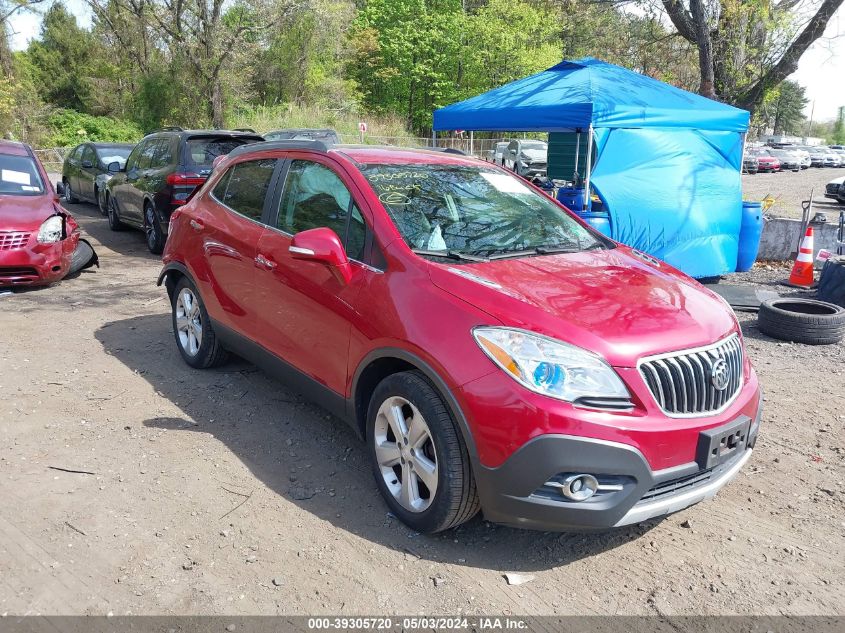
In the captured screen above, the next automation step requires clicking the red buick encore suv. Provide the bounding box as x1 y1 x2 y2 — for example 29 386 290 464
158 140 761 533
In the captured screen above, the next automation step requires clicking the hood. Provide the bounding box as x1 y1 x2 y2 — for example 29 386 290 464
0 193 58 231
518 149 547 162
828 176 845 186
427 248 737 367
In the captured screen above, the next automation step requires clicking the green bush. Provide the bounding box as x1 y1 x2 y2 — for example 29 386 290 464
42 109 142 147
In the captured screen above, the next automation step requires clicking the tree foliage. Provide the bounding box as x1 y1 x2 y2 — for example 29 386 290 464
0 0 840 143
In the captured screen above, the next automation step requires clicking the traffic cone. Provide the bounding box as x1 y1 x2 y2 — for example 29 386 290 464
788 227 815 287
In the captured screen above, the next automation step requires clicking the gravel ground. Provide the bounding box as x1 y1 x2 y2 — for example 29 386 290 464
742 167 845 219
0 200 843 617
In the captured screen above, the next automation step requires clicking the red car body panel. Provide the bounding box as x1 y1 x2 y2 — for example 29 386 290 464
0 141 80 287
161 144 761 530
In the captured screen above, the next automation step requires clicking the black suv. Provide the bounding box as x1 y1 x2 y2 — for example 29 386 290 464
105 128 263 253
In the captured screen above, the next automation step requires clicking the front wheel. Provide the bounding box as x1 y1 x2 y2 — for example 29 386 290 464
171 277 229 368
367 371 480 533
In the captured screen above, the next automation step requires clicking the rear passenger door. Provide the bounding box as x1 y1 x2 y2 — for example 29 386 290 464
252 157 374 396
190 157 279 335
123 138 158 223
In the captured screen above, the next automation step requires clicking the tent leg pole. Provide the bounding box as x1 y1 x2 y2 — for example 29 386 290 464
470 131 474 156
432 129 436 148
574 130 581 183
584 125 593 212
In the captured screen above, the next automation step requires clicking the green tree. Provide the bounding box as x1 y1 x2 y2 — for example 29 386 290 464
27 2 96 111
756 80 808 135
659 0 843 113
832 107 845 145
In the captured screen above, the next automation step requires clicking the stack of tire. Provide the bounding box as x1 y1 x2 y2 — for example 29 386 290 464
758 297 845 345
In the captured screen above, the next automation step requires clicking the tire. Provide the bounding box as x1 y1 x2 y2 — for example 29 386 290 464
64 180 78 204
171 276 229 369
758 298 845 345
366 371 480 533
145 203 165 255
67 239 98 276
96 186 106 215
107 195 125 231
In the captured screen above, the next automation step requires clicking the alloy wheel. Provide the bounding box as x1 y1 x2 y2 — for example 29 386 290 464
175 287 203 356
146 207 158 249
373 396 438 513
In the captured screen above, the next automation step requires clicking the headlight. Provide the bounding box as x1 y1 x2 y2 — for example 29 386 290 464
473 327 630 403
37 216 64 243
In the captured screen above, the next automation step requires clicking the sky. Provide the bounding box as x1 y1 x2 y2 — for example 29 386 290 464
6 1 845 122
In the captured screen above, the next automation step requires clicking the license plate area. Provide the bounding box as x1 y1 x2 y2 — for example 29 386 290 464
696 417 751 470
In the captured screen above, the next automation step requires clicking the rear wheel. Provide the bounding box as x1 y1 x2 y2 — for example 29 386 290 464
171 276 229 368
366 371 480 533
145 203 165 255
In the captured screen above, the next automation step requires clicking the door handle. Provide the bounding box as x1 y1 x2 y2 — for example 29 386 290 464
190 219 204 231
255 254 277 270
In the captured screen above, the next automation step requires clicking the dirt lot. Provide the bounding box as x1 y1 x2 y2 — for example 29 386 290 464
742 166 845 219
0 200 843 617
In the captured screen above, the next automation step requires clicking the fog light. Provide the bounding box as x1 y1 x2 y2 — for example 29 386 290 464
561 474 598 501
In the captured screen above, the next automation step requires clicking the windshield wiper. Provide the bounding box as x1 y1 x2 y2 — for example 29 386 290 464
535 242 605 254
411 248 489 263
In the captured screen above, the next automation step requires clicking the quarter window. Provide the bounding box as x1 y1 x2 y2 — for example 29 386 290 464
213 159 277 221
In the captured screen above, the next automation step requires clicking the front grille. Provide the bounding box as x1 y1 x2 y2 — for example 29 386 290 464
639 334 743 416
638 469 713 504
0 232 31 250
0 266 39 279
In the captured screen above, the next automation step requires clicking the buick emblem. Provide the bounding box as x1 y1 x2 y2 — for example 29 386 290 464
710 358 731 391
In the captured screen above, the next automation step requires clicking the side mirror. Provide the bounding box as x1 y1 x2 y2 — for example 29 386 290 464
81 160 94 169
55 181 65 196
107 161 122 173
289 227 352 284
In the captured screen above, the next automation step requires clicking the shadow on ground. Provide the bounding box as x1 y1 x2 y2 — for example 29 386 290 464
61 199 157 260
95 313 659 572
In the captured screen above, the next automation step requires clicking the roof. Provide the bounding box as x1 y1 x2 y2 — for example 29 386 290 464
227 141 480 166
0 140 31 156
434 57 750 133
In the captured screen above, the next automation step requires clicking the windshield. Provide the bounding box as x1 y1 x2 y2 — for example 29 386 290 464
265 130 340 143
360 163 603 257
96 146 132 167
0 154 45 196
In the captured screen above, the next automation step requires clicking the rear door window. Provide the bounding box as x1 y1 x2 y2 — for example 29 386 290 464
81 145 97 168
212 158 277 222
136 139 160 170
185 137 253 169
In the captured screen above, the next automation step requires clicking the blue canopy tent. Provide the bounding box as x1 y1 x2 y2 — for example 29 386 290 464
433 57 751 278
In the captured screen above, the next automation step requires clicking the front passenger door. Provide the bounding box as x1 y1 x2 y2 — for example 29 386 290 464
253 158 372 395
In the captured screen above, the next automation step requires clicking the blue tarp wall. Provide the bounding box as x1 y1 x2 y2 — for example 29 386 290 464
433 58 751 278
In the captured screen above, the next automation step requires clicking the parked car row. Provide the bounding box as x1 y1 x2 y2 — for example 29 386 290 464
744 143 845 174
61 127 343 253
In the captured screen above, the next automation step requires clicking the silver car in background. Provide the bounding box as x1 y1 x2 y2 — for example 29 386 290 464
504 139 548 178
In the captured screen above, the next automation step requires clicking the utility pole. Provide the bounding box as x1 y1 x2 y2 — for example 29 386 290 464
805 100 815 139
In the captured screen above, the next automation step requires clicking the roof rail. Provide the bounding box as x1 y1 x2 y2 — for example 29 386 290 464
233 127 257 133
419 146 467 156
227 139 331 159
147 126 184 134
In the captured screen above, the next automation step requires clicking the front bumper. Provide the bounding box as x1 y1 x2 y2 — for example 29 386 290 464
470 391 762 532
0 238 75 287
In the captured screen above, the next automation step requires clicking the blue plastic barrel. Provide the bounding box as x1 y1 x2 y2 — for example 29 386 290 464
736 201 764 272
557 187 585 210
578 212 612 237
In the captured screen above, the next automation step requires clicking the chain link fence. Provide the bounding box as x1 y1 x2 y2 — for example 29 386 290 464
33 148 71 174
